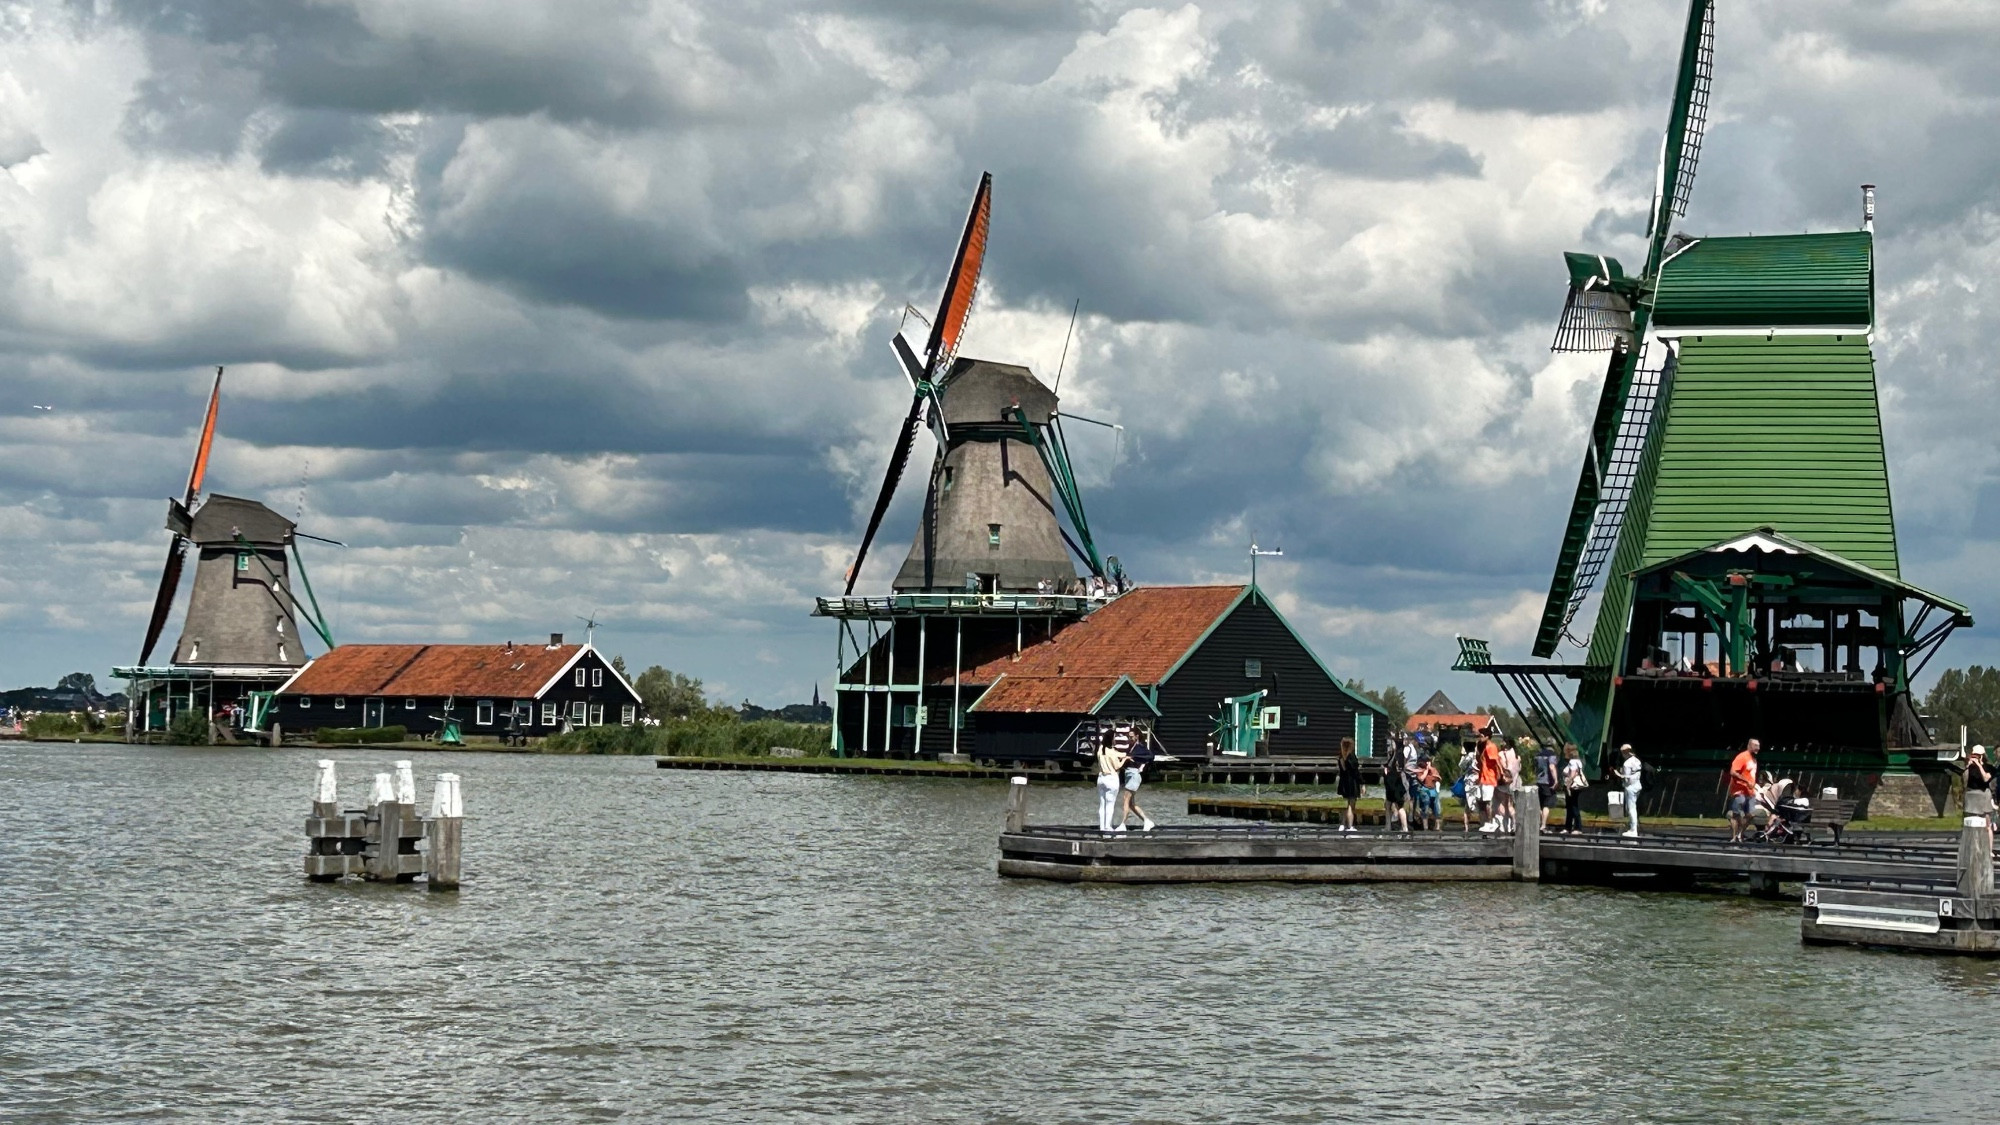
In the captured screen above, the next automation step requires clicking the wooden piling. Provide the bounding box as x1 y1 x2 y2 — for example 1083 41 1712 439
426 772 463 891
1958 816 1991 901
1513 785 1540 882
1005 776 1029 833
268 721 282 748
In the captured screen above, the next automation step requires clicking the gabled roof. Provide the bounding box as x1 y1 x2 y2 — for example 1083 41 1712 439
969 673 1160 715
278 642 641 703
1636 527 1971 622
1413 689 1461 716
952 585 1250 685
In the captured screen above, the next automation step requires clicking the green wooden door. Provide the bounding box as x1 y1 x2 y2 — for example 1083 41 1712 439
1355 711 1374 758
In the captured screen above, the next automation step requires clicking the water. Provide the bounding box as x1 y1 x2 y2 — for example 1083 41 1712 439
2 741 1995 1122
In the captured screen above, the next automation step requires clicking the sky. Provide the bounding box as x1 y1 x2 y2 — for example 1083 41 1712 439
1 0 1997 709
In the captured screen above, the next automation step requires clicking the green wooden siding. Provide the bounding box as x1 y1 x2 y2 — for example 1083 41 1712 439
1654 232 1873 329
1640 334 1898 576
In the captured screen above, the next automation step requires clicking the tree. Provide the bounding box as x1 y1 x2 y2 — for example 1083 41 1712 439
1926 666 2000 747
1343 679 1411 731
611 654 628 678
634 666 709 720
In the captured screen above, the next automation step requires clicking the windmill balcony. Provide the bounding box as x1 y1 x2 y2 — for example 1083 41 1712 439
813 591 1115 620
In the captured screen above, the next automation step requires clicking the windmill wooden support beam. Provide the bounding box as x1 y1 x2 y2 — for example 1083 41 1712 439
303 760 463 887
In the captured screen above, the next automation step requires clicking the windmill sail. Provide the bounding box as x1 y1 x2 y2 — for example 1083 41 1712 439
138 368 223 664
845 173 993 595
1531 0 1713 658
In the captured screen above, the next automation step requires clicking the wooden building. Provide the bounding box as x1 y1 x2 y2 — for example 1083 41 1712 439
274 634 642 738
916 584 1386 762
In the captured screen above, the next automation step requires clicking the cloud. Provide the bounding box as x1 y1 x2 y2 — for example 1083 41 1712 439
2 0 1997 706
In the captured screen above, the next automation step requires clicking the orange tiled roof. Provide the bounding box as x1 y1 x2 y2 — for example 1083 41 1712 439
281 643 588 699
970 674 1131 714
1406 712 1495 732
951 585 1247 686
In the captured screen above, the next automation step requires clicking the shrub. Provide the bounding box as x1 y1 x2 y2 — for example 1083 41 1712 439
315 725 409 745
166 709 212 745
539 717 830 757
24 712 91 739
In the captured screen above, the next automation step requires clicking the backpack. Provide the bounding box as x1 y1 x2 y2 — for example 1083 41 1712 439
1535 753 1557 788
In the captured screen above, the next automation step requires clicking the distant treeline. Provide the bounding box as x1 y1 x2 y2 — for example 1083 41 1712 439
543 715 828 757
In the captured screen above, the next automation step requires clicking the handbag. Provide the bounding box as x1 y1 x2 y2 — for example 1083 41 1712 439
1451 775 1467 800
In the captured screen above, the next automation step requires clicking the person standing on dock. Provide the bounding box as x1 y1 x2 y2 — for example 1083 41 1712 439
1725 739 1759 842
1383 744 1410 833
1618 744 1644 837
1533 741 1559 833
1336 737 1362 833
1118 726 1156 832
1475 736 1502 832
1413 753 1442 831
1966 746 1992 851
1561 744 1587 835
1096 737 1129 834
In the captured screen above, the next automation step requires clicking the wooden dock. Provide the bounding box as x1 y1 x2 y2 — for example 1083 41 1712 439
1800 817 2000 955
999 824 1518 883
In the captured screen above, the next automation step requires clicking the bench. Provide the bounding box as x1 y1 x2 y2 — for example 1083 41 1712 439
1814 797 1859 844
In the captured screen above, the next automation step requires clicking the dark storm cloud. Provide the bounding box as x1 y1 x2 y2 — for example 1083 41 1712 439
259 109 398 180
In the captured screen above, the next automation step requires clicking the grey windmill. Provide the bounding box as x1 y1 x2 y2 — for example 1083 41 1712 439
137 369 336 670
844 173 1111 596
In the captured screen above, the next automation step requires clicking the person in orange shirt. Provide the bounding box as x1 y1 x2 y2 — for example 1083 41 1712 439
1725 738 1761 842
1476 735 1503 832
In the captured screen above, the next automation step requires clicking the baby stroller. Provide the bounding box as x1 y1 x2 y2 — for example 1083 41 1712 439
1755 778 1813 845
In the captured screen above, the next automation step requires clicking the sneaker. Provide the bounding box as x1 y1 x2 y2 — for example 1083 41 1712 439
1621 829 1639 838
1113 824 1128 834
1142 818 1156 832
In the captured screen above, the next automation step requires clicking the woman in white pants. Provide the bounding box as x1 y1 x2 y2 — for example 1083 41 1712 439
1097 739 1130 833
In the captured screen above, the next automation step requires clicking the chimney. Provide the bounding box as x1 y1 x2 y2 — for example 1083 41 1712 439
549 632 563 648
1861 184 1876 233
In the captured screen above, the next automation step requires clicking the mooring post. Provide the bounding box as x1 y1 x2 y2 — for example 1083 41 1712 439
394 760 417 805
269 720 283 748
1005 775 1029 833
1958 815 1992 901
365 772 400 882
1513 784 1540 882
312 759 338 819
426 772 463 891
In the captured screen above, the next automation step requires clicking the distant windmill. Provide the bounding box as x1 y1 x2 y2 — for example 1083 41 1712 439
137 368 335 668
844 172 1110 595
576 612 600 646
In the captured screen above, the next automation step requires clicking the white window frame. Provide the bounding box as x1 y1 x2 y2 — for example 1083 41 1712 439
299 697 312 709
588 703 604 727
575 668 586 687
541 702 557 726
621 705 636 726
334 697 347 711
475 700 495 726
570 701 587 725
404 698 417 711
591 668 602 687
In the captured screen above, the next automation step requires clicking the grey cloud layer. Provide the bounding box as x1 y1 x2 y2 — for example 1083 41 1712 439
2 0 1996 704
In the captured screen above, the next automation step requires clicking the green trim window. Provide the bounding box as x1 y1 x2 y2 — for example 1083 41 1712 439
236 553 250 572
1295 712 1308 727
1244 658 1262 678
988 523 1002 549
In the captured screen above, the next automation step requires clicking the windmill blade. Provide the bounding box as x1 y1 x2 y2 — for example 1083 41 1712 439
920 172 992 375
844 394 927 595
138 539 188 665
1648 0 1715 242
185 366 223 505
892 333 950 448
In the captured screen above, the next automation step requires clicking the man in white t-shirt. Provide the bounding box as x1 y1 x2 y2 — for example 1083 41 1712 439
1617 744 1643 837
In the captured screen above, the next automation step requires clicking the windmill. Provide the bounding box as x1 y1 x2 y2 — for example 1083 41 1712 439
121 370 339 737
1458 0 1970 814
818 173 1122 761
844 173 1108 596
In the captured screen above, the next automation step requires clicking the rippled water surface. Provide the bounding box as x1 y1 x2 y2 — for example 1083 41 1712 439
3 741 1998 1122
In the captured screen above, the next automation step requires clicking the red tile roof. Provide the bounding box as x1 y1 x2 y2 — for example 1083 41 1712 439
952 585 1247 686
1406 712 1495 733
970 674 1129 714
280 643 596 699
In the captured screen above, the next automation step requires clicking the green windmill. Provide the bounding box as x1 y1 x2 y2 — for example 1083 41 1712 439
1457 0 1972 815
